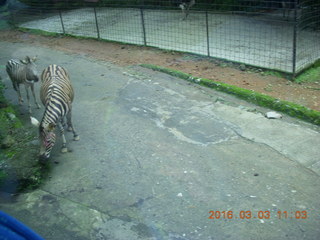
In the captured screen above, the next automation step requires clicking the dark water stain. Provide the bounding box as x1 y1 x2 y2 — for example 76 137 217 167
131 223 154 238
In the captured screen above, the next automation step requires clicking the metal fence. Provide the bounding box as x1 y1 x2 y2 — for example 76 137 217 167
6 0 320 76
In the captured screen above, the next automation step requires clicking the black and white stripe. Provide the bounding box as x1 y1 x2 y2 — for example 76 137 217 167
6 56 40 113
36 64 79 160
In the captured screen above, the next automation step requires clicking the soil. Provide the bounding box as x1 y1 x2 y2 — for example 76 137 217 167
1 30 319 112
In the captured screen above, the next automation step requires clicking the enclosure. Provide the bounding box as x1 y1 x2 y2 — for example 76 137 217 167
2 1 320 239
7 0 320 77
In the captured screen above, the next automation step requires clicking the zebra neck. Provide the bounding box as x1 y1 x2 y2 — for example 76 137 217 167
41 107 60 127
42 98 67 126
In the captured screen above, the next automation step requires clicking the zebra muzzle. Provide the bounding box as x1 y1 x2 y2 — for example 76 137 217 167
39 153 50 162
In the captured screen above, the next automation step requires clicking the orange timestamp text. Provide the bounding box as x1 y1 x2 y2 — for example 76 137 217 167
208 210 308 220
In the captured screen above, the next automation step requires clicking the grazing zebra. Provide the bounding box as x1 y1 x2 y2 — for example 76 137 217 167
6 56 41 113
31 64 79 161
177 0 195 20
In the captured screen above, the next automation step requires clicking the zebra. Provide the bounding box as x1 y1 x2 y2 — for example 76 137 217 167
6 56 41 113
180 0 195 20
173 0 195 20
31 64 79 161
281 0 299 20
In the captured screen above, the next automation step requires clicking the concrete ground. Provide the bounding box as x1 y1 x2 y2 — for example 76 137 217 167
0 41 320 240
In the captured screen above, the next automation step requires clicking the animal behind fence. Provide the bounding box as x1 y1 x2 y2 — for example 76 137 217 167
281 0 299 19
31 64 79 161
6 56 41 114
173 0 195 20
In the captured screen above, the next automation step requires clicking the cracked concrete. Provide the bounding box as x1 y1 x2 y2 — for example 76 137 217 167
0 42 320 240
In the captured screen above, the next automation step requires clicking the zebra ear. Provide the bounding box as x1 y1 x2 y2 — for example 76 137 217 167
30 116 40 127
20 59 28 64
25 56 32 63
31 56 38 62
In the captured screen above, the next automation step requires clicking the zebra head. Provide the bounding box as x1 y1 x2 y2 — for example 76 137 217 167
39 122 56 160
20 56 39 83
31 117 56 160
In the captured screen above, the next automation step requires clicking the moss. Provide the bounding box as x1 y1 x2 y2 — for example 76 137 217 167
0 76 49 193
0 168 8 186
18 27 63 37
261 70 284 78
141 64 320 126
18 27 147 48
16 163 51 192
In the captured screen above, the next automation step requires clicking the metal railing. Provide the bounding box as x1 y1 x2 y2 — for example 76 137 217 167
5 0 320 76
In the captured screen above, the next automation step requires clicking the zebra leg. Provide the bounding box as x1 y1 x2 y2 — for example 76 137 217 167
66 110 80 141
58 121 68 153
61 117 67 129
24 84 32 113
182 8 187 20
16 84 24 105
185 8 189 19
30 83 41 109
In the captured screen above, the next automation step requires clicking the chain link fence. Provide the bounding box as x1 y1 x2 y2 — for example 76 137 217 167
4 0 320 76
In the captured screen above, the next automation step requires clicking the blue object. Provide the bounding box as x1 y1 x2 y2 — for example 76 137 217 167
0 211 44 240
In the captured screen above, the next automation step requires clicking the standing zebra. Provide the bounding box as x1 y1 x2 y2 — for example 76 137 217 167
31 64 79 161
281 0 299 20
6 56 41 113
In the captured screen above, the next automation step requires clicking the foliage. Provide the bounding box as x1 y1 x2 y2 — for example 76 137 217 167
300 0 320 30
16 0 263 11
0 76 49 193
15 0 320 22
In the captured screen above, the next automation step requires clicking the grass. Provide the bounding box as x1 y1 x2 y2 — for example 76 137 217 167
141 64 320 126
261 70 285 78
0 77 50 193
295 60 320 83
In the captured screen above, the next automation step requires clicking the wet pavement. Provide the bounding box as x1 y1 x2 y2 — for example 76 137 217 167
0 42 320 240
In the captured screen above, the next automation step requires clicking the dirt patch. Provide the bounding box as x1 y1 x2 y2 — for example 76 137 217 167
1 30 319 112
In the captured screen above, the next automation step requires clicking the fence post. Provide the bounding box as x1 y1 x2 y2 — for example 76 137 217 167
206 11 210 57
93 7 100 39
59 10 65 34
140 8 147 46
292 0 298 79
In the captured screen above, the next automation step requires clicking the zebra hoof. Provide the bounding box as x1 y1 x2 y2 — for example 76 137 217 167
74 135 80 141
61 147 68 153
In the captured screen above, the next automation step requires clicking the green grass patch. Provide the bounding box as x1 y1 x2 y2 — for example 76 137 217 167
0 77 50 193
18 27 146 47
0 106 23 130
18 27 63 37
0 160 8 187
261 70 284 78
141 64 320 126
295 62 320 83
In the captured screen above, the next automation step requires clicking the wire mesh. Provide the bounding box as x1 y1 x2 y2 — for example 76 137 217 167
96 7 145 45
144 9 207 55
296 0 320 74
6 0 320 76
